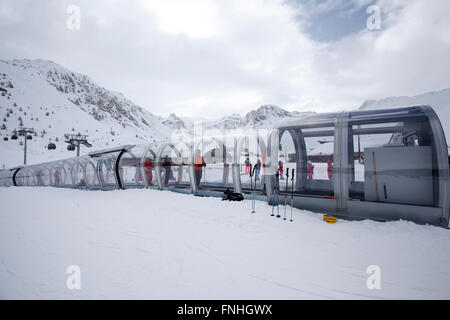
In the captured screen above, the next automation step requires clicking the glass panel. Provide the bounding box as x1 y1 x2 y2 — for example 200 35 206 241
159 144 191 188
279 131 296 191
119 146 147 188
84 160 99 188
197 138 233 190
98 155 117 188
142 147 157 187
348 115 437 207
239 134 266 192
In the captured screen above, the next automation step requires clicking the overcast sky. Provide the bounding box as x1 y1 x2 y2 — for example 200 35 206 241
0 0 449 118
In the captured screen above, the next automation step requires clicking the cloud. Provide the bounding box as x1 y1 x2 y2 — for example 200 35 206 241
0 0 449 118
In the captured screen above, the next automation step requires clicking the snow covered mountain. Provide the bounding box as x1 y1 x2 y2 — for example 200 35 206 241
1 58 448 168
161 113 186 130
0 59 312 167
200 105 314 132
0 59 171 166
359 87 450 141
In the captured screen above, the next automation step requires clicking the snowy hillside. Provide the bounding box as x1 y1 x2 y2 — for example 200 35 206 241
360 87 450 142
0 59 171 167
0 58 316 168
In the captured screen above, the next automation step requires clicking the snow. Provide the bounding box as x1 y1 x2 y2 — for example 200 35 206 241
1 187 449 299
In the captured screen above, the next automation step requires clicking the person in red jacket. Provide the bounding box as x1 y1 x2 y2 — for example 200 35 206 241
194 150 206 188
307 161 314 180
279 160 284 180
327 161 333 180
144 158 153 185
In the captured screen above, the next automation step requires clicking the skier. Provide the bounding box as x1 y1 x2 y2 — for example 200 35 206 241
245 156 250 174
144 158 153 185
327 161 333 180
194 150 206 189
255 158 261 181
307 160 314 180
279 160 284 180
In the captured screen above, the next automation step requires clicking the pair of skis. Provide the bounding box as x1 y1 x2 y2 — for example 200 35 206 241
272 167 295 222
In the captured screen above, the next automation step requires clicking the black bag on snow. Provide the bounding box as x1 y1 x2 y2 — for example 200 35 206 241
222 188 244 202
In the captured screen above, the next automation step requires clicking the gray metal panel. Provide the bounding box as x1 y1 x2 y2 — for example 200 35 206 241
333 112 348 211
346 200 442 226
421 106 449 226
364 146 433 206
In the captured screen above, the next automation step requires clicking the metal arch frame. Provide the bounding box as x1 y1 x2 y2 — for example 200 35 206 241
116 147 150 189
97 155 119 189
44 164 54 186
233 132 268 194
62 161 75 187
12 167 22 186
72 159 86 188
65 158 87 189
22 166 35 186
115 150 127 189
114 146 137 190
422 105 450 227
65 159 78 186
279 128 304 192
97 157 110 188
333 112 350 212
264 128 280 200
140 144 158 188
192 136 232 191
49 164 58 187
81 158 99 189
268 115 341 207
155 141 194 191
32 166 44 186
55 164 67 187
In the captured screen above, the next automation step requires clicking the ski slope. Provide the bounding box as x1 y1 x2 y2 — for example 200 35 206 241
1 187 449 299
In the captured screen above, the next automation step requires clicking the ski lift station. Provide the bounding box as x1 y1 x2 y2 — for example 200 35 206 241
0 105 449 228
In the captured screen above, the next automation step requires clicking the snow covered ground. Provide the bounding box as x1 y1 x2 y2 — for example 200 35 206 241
1 187 450 300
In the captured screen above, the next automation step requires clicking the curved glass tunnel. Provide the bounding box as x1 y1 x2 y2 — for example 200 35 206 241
0 105 448 227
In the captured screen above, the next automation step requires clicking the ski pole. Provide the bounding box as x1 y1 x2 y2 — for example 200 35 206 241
251 165 257 213
284 168 289 220
276 170 281 218
249 164 253 213
271 170 279 217
290 169 295 222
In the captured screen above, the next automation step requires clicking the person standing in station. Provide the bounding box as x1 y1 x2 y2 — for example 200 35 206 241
162 155 173 186
255 158 262 181
279 160 284 180
245 156 251 174
307 160 314 180
194 150 206 189
327 161 333 180
144 158 153 185
54 168 60 186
